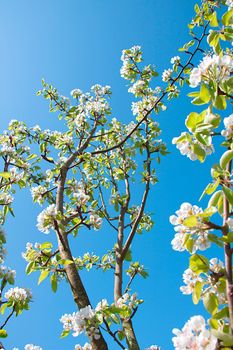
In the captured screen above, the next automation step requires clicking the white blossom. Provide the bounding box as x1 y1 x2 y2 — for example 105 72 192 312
95 299 109 312
5 287 32 303
0 265 16 281
209 258 224 273
172 132 214 161
60 305 97 339
226 0 233 8
221 114 233 139
128 80 147 96
24 345 43 350
36 204 58 234
170 203 211 253
162 68 173 82
0 193 13 205
189 54 233 87
172 315 217 349
75 344 92 350
31 186 48 205
73 190 90 206
180 269 203 295
171 56 180 65
90 214 102 230
71 89 83 98
120 46 142 80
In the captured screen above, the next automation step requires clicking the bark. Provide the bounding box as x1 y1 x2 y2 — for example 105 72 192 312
55 146 108 349
57 231 108 350
114 185 140 350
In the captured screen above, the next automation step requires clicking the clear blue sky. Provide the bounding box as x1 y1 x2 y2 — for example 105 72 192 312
0 1 222 349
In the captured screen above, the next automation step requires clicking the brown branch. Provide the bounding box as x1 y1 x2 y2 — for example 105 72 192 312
0 308 14 330
90 21 209 157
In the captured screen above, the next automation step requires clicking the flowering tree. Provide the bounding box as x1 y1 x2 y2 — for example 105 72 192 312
0 1 232 350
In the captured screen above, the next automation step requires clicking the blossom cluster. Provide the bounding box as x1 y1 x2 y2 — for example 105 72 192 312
180 258 226 304
0 265 16 284
70 84 111 127
5 286 32 304
73 189 90 207
0 193 13 205
189 54 233 88
172 132 214 161
31 186 48 205
172 315 217 349
170 203 213 253
60 305 100 340
89 214 102 230
74 344 92 350
116 292 143 310
13 345 43 350
120 45 142 80
36 204 58 234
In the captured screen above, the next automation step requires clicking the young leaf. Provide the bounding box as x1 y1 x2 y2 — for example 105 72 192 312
190 254 209 274
203 292 218 315
220 150 233 170
50 274 58 293
192 281 202 304
222 186 233 206
38 270 49 285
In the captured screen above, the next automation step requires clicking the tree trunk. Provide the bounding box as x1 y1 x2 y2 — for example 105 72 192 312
58 233 108 350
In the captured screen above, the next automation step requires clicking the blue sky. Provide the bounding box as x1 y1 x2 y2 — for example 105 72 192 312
0 1 224 349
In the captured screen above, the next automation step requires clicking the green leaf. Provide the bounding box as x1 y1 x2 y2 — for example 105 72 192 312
208 190 222 207
26 261 35 275
213 95 227 110
209 12 218 27
58 259 73 266
185 236 194 253
199 84 211 103
191 97 208 106
117 330 126 341
40 242 53 250
0 303 8 315
185 112 204 132
50 274 57 293
220 150 233 170
203 292 219 315
193 144 205 162
0 172 11 179
213 306 229 320
207 31 219 47
199 206 217 218
26 154 37 161
222 9 233 26
190 254 209 274
60 330 70 338
38 270 49 285
209 318 219 330
183 215 198 227
222 186 233 206
0 330 7 338
199 180 220 201
192 281 202 304
227 231 233 243
125 249 132 262
211 330 233 346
